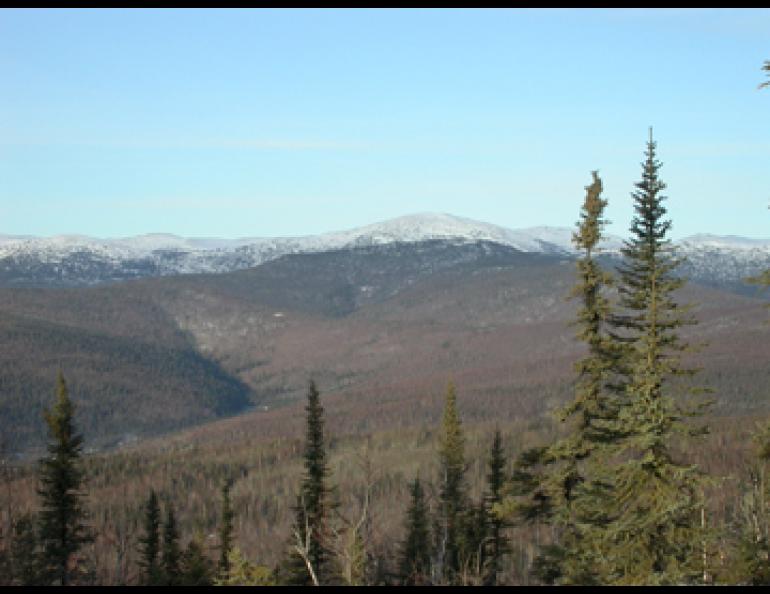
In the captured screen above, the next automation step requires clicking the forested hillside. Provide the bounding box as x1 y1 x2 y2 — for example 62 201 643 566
1 239 768 452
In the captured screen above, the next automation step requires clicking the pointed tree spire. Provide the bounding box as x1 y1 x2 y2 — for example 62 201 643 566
218 479 235 581
604 130 710 585
277 379 332 585
436 380 466 583
483 429 510 585
37 371 91 586
138 490 162 585
398 477 431 585
498 171 620 585
161 504 182 586
300 379 329 580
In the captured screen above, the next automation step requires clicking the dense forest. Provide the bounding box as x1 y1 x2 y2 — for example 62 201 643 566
1 117 770 583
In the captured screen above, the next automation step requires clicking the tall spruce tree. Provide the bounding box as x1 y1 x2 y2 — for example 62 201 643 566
278 379 331 585
36 371 91 586
497 172 619 585
398 477 431 585
302 379 329 575
435 380 466 584
161 504 182 586
605 130 710 585
549 170 623 585
138 490 162 586
562 171 622 448
218 479 234 581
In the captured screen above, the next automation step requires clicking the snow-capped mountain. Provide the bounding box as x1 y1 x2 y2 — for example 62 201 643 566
0 213 767 292
674 234 770 291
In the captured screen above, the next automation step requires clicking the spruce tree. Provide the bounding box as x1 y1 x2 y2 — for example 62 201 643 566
549 170 623 585
483 430 510 585
36 371 91 586
459 500 488 584
301 379 329 576
138 490 162 586
436 380 466 584
161 505 182 586
218 479 234 581
216 548 276 586
9 513 42 586
497 172 618 585
277 379 331 585
398 478 431 585
562 171 622 447
605 130 710 585
180 536 214 586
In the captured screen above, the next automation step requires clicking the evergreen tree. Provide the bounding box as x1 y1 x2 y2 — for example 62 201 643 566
459 500 488 584
563 171 623 447
218 479 234 581
605 130 710 585
497 172 619 585
499 438 565 584
502 445 555 523
9 513 42 586
215 548 276 586
180 535 214 586
483 430 510 585
137 490 162 586
398 477 431 585
436 380 466 584
161 505 182 586
36 371 91 586
301 379 329 577
277 380 331 585
275 496 315 585
549 170 623 585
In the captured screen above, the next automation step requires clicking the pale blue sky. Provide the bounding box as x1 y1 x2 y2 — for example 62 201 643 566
1 8 769 239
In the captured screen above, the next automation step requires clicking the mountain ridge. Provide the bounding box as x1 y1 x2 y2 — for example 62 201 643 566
4 212 768 251
0 212 768 290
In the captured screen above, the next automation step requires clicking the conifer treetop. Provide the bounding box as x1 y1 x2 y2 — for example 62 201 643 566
439 380 465 473
37 370 91 586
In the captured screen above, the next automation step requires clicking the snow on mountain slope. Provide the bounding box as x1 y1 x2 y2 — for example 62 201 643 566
0 213 767 290
0 213 592 259
674 234 770 290
678 234 770 252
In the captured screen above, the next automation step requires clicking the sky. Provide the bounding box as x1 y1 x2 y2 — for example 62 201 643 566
1 8 769 240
